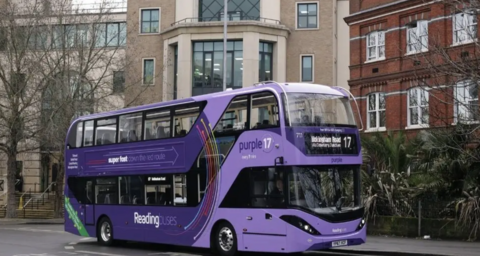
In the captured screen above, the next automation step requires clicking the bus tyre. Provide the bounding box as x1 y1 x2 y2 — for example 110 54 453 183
214 222 238 256
97 217 114 246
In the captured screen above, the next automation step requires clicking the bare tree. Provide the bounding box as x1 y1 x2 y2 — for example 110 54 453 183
0 0 167 218
404 0 480 155
406 0 480 239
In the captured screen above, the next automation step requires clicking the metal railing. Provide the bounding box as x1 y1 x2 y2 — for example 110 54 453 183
23 182 56 218
1 180 21 209
70 0 127 14
171 16 282 27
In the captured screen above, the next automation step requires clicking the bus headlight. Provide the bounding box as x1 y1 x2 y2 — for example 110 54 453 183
355 218 366 231
280 215 320 235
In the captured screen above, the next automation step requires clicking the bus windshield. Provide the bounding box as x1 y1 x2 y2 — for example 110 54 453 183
283 93 356 127
287 165 360 214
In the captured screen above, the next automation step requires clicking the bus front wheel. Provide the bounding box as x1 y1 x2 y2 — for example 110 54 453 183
97 217 114 246
213 221 238 256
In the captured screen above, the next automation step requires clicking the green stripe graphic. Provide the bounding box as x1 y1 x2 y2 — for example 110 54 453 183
65 197 90 237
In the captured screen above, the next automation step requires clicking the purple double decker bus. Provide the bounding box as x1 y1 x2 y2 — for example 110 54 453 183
64 81 366 255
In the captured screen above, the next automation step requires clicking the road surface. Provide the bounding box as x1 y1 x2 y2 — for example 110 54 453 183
0 224 365 256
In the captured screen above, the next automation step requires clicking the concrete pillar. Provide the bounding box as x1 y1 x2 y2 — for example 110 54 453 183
242 32 259 88
162 42 176 102
175 0 197 23
260 0 280 23
273 36 287 82
176 34 193 98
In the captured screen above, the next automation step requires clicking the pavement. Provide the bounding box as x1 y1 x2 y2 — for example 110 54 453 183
0 220 479 256
0 218 64 225
333 236 480 256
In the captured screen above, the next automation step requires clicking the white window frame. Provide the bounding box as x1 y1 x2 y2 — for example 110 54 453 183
300 54 314 82
295 1 320 30
454 80 479 123
453 12 478 45
367 92 386 129
407 87 429 128
366 31 385 62
142 58 155 85
139 8 161 34
406 20 429 54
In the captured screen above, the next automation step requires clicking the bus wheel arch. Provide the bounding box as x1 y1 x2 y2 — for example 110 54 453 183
210 220 238 256
96 215 114 246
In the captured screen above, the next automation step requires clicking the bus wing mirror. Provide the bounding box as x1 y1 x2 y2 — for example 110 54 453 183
333 87 364 131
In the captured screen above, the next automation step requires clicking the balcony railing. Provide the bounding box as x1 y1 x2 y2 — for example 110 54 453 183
171 16 282 27
70 0 127 14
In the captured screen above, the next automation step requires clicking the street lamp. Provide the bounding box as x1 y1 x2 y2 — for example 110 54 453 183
222 0 227 91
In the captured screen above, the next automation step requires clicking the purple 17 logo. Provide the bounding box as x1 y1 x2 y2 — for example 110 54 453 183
262 134 274 153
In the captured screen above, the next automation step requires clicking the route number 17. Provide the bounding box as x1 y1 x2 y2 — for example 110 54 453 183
343 136 352 148
263 137 272 149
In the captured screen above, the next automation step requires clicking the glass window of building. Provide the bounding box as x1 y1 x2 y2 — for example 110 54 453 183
297 3 318 29
192 41 243 96
301 55 313 82
141 9 160 33
143 59 155 85
199 0 260 21
259 42 273 81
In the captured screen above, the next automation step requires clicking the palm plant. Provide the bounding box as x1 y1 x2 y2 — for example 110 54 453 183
413 127 480 239
360 131 415 220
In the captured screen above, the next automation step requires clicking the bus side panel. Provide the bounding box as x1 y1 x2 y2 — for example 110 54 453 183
92 205 215 246
64 194 94 238
191 129 286 249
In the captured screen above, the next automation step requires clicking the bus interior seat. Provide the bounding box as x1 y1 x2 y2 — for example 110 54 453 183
128 130 137 141
101 133 112 145
157 126 167 139
132 195 138 204
302 115 310 123
104 194 111 204
120 131 128 142
145 128 152 140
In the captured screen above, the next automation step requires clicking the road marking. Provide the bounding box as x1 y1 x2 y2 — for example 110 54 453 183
0 227 65 234
75 251 126 256
79 237 93 241
59 252 78 255
64 246 75 250
147 253 202 256
13 254 59 256
69 242 77 245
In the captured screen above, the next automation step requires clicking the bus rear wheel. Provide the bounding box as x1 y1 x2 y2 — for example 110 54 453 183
97 217 114 246
213 222 238 256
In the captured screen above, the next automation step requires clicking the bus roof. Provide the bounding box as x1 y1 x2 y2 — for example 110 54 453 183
72 82 345 122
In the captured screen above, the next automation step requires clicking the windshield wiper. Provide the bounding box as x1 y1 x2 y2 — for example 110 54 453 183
335 196 345 212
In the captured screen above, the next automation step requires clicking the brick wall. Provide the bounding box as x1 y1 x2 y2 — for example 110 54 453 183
346 0 480 135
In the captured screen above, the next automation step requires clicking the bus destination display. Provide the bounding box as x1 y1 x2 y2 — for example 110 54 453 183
304 133 358 155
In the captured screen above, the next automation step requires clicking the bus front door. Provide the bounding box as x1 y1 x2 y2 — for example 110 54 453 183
82 179 95 226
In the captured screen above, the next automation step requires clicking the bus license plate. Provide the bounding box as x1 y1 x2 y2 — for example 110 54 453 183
332 240 348 247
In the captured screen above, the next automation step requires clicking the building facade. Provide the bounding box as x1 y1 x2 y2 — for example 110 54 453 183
345 0 480 134
124 0 351 105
